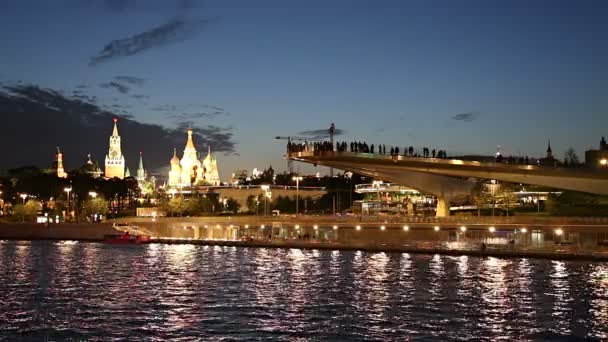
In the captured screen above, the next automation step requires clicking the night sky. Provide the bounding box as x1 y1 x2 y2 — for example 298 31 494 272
0 0 606 179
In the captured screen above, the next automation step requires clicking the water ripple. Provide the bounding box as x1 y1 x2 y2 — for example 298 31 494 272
0 241 606 340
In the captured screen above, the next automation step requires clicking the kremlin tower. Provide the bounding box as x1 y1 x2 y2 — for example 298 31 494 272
56 147 67 178
136 152 146 184
104 118 126 179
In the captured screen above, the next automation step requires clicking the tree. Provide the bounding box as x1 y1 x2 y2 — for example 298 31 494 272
225 198 241 214
471 181 492 216
81 197 109 221
564 147 580 167
13 199 41 222
161 196 188 216
246 194 263 214
494 183 520 215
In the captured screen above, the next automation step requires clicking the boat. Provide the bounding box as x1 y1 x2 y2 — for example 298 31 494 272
104 232 151 244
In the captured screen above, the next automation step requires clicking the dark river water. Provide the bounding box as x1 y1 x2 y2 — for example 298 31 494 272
1 241 608 341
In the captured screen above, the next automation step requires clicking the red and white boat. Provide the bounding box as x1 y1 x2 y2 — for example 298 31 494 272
104 232 151 244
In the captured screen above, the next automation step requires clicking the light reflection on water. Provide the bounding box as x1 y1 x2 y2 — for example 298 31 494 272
0 241 607 341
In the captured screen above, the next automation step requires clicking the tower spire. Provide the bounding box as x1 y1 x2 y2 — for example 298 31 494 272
546 139 553 158
112 117 119 137
138 151 144 170
185 128 195 149
56 146 67 178
136 151 145 182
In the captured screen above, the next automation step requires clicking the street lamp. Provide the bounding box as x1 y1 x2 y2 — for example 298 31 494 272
88 191 97 199
20 193 28 204
64 187 72 221
601 159 607 167
261 185 271 216
292 176 303 215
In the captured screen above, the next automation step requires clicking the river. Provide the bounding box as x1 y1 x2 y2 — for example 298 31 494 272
1 240 607 341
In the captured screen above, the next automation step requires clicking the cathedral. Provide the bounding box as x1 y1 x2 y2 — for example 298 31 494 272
168 128 221 187
105 118 126 179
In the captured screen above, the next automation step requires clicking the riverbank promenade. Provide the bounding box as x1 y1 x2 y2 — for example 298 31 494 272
3 215 608 260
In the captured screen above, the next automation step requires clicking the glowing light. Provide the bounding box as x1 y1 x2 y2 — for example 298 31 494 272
88 191 97 198
520 227 527 233
333 225 338 230
295 224 300 229
204 225 208 228
403 225 409 231
229 225 233 228
356 225 361 231
313 225 319 230
380 225 386 231
245 225 249 228
601 158 608 166
260 225 265 229
216 224 220 228
460 226 467 232
434 226 440 231
555 228 564 236
489 226 495 233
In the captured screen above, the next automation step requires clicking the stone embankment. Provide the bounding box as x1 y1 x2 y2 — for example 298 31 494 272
2 221 608 261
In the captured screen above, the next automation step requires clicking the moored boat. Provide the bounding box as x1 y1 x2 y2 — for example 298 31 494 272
104 232 151 244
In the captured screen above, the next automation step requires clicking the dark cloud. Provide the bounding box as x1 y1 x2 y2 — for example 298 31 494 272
175 122 235 153
168 111 224 121
297 128 346 139
89 17 211 66
99 81 130 94
115 76 144 86
0 84 236 174
452 112 479 122
131 94 149 100
151 104 179 112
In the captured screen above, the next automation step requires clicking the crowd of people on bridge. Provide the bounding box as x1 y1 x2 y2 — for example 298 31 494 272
287 140 554 167
287 140 449 159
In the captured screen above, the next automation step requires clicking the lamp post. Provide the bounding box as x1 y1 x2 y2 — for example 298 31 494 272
20 193 28 204
489 180 497 217
292 176 303 215
601 158 607 167
64 187 72 221
89 191 97 199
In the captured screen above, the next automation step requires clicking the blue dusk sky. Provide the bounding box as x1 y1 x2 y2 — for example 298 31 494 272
0 0 606 179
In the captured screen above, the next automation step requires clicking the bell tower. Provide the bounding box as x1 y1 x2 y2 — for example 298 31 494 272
104 118 125 179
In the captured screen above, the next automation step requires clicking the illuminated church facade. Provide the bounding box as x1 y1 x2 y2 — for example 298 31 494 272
168 128 221 187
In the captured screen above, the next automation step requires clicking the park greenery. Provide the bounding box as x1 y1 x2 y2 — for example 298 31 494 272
0 165 140 221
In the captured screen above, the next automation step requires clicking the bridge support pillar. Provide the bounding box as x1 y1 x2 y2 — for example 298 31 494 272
436 197 450 217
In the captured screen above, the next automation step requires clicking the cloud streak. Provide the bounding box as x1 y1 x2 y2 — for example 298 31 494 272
452 112 479 122
89 17 211 66
99 81 130 94
298 128 346 139
115 76 144 86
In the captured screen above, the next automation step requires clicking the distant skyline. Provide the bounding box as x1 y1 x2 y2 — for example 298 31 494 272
1 0 607 179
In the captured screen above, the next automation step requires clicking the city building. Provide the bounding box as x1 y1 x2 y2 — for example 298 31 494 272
537 140 559 167
585 137 608 169
167 128 221 188
104 118 125 179
55 146 67 178
81 154 103 178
